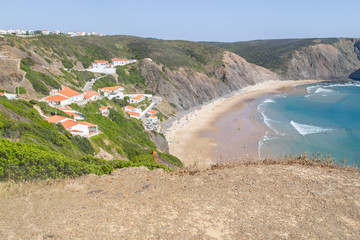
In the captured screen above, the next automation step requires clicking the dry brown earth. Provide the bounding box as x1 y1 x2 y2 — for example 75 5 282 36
0 163 359 239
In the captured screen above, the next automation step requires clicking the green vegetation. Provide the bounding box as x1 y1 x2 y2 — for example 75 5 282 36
20 58 60 95
0 98 175 181
61 59 74 69
205 38 339 72
15 87 26 94
92 75 117 91
116 65 145 87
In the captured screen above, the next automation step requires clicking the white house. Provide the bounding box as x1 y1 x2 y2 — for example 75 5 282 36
0 29 8 35
98 86 124 97
58 107 84 120
54 30 60 35
148 115 158 122
112 58 131 66
99 106 109 115
68 31 74 35
28 30 35 35
146 109 159 116
15 29 26 35
44 86 83 106
42 30 50 35
91 60 109 68
0 92 17 100
45 115 99 137
124 105 142 114
129 94 145 104
83 90 98 101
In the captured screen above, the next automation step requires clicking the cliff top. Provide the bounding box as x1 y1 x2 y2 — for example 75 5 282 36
1 162 359 239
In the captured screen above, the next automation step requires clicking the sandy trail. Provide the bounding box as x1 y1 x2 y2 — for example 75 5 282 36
166 80 322 169
0 164 359 239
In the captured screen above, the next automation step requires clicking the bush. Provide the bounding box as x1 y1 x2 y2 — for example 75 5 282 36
61 59 74 69
15 87 26 94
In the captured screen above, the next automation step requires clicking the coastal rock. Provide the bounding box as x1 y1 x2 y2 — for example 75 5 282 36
140 51 281 110
284 39 360 80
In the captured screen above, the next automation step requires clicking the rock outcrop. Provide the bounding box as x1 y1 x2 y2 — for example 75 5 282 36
283 39 360 80
140 51 281 110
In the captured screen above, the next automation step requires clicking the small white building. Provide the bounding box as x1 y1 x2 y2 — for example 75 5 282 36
28 30 35 35
129 94 145 104
68 31 74 35
42 30 50 35
44 86 83 106
15 29 26 35
98 86 124 97
148 115 158 122
45 115 99 137
91 60 109 68
99 106 109 115
83 90 98 101
0 29 8 35
54 30 60 35
124 105 142 114
0 92 17 100
112 58 131 66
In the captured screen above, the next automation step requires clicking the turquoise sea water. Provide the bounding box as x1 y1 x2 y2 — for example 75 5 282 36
258 81 360 167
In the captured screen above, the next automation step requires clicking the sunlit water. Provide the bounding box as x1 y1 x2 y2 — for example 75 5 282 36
257 81 360 167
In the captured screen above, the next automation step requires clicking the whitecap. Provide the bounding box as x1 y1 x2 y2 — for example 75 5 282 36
263 98 276 104
307 85 321 94
314 88 335 95
290 121 332 136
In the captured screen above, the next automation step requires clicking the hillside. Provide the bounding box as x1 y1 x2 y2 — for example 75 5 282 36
205 38 360 80
0 162 359 239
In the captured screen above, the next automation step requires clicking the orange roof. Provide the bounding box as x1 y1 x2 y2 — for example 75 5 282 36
94 60 108 63
99 106 108 110
100 86 123 91
78 121 97 127
44 94 68 102
124 110 140 116
148 109 158 114
69 130 83 133
83 91 98 99
61 119 79 129
124 105 135 109
149 115 157 118
112 58 129 61
66 112 81 118
0 92 4 96
57 107 73 111
84 90 98 95
57 87 82 98
131 94 144 100
45 115 68 123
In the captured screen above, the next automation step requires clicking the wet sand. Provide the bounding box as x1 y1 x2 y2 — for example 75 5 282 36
166 80 323 169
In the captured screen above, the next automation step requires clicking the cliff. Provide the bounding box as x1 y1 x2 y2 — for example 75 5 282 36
207 38 360 80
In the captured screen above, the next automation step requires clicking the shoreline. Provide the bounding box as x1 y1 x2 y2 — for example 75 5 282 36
166 80 323 169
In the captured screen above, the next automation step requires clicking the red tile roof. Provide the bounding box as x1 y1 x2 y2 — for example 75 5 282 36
61 119 79 129
44 94 68 102
57 87 82 98
124 110 140 116
148 109 159 115
112 58 129 61
131 94 145 100
45 115 68 123
78 121 97 127
94 60 108 63
99 106 108 110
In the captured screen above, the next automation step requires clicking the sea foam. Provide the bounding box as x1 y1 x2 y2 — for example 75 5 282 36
290 121 332 136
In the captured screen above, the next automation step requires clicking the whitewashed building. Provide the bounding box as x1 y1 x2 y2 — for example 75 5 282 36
91 60 109 68
42 30 50 35
129 94 145 104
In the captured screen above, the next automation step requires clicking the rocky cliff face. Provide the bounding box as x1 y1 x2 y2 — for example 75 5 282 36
140 51 280 110
283 39 360 80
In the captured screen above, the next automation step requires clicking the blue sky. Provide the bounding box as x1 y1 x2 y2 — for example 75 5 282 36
1 0 359 42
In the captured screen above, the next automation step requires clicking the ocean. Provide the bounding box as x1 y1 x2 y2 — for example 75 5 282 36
258 81 360 167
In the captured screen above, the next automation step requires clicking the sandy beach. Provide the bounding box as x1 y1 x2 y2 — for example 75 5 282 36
166 80 323 169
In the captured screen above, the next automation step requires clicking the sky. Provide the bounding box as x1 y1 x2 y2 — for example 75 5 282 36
1 0 359 42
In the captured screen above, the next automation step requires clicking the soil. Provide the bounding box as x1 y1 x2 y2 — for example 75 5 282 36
0 163 359 239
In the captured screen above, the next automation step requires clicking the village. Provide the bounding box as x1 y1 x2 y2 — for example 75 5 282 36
0 29 104 37
37 52 163 139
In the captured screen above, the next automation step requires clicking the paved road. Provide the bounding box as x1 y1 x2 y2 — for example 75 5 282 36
83 77 99 91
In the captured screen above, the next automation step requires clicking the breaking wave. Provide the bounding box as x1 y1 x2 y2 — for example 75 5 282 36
290 121 332 136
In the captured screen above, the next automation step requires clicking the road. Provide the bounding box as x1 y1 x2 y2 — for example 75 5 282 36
83 77 99 91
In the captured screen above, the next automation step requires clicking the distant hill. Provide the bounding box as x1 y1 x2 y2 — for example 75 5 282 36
204 38 360 80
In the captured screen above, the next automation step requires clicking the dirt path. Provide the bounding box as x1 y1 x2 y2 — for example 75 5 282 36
33 105 48 119
0 164 359 239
